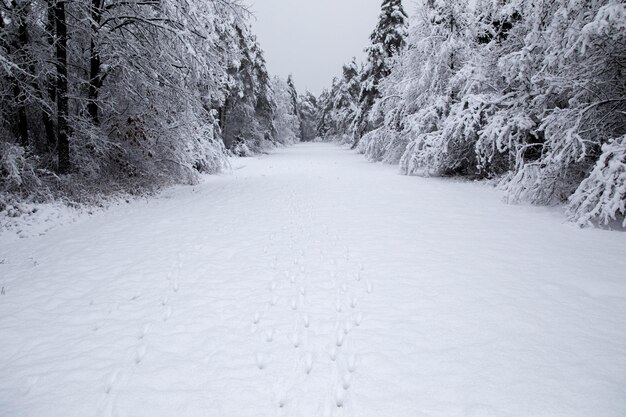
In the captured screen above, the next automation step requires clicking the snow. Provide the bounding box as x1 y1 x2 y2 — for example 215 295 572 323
1 143 625 417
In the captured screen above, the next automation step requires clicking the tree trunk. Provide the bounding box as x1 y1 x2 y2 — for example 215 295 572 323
45 0 57 150
55 0 70 174
87 0 103 124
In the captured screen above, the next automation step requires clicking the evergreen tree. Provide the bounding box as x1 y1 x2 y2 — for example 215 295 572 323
286 75 302 141
299 92 318 142
352 0 408 148
315 59 361 142
272 76 301 145
221 25 276 155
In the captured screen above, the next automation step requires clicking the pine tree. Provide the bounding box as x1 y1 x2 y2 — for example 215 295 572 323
286 75 302 141
352 0 408 148
299 92 318 142
221 24 277 155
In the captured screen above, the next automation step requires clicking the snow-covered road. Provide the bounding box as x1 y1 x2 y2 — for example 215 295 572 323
1 143 625 417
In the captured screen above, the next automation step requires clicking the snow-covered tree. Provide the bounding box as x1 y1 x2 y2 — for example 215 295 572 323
316 59 361 142
221 24 276 156
351 0 407 148
299 92 318 142
346 0 625 227
272 76 301 145
0 0 279 209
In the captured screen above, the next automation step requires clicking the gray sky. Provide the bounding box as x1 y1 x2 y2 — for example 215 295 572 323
250 0 388 95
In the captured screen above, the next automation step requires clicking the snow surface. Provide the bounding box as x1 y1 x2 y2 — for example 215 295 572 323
1 143 625 417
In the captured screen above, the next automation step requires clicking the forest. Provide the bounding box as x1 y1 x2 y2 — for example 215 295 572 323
1 0 625 227
0 0 312 212
318 0 625 228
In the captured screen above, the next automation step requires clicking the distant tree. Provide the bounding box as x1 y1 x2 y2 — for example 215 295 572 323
272 76 300 145
286 75 302 141
299 92 318 142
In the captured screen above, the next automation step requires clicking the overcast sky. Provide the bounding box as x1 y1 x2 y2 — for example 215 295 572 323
250 0 392 95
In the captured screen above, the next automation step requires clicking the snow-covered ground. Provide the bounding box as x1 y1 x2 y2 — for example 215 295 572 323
1 143 625 417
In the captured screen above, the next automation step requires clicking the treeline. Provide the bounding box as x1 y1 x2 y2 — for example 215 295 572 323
316 0 625 228
0 0 311 211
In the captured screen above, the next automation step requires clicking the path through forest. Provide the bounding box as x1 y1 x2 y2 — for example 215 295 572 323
1 143 625 417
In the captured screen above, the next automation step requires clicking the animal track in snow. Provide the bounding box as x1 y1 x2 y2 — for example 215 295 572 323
335 386 346 408
265 328 275 343
270 295 278 306
135 344 147 364
162 306 172 322
342 373 353 390
137 323 151 340
291 332 300 348
353 312 363 327
335 298 343 313
253 312 261 325
104 369 120 394
302 314 310 328
335 329 345 347
255 353 268 370
347 354 357 373
304 353 313 374
329 345 338 361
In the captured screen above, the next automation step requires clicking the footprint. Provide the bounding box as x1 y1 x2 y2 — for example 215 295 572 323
291 298 298 311
302 314 310 328
265 328 275 343
162 306 172 322
135 344 147 364
366 281 373 294
291 332 300 348
329 345 338 361
270 295 278 306
335 386 346 408
353 312 363 327
304 353 314 374
341 283 348 293
355 271 362 282
104 369 120 394
277 390 288 408
137 323 151 340
336 329 345 347
342 373 352 390
350 296 358 309
255 353 267 370
347 354 357 373
253 312 261 325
